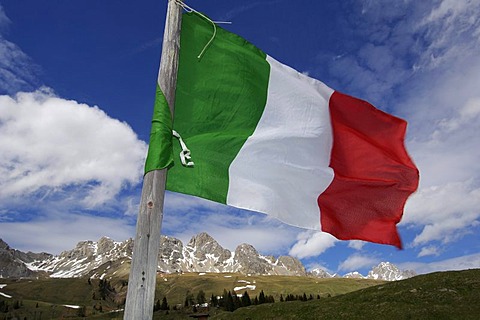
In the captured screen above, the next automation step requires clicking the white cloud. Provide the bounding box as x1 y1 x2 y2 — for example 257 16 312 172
0 37 38 94
305 262 332 274
123 196 141 217
211 224 298 255
404 181 480 225
417 245 441 258
338 253 379 273
404 181 480 246
0 89 147 208
403 78 480 188
397 7 480 245
0 212 135 254
348 240 366 251
0 6 38 94
288 230 337 259
0 6 10 30
163 197 300 255
398 253 480 274
420 0 480 54
164 191 227 214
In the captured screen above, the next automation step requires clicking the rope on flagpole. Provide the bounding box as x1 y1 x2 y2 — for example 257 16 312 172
174 0 231 59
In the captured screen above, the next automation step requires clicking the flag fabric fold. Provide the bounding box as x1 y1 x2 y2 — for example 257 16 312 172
145 85 174 172
145 12 419 248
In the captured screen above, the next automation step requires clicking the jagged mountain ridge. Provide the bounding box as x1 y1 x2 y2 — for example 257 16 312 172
17 233 307 278
340 262 417 281
0 234 415 281
154 232 307 276
0 239 52 278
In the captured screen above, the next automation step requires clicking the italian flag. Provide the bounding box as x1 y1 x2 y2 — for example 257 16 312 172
145 12 419 248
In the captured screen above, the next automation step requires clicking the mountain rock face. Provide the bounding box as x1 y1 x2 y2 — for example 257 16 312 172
0 239 52 278
27 237 134 278
11 233 305 278
344 271 365 279
322 262 416 281
309 268 335 278
367 262 416 281
0 236 414 281
158 233 305 276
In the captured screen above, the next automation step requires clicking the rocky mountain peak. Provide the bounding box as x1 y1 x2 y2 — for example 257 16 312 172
188 232 215 247
187 232 231 262
367 261 415 281
0 239 10 250
60 240 96 259
0 239 51 278
97 236 115 254
344 271 364 279
234 244 270 275
276 256 306 276
235 243 259 257
309 268 333 278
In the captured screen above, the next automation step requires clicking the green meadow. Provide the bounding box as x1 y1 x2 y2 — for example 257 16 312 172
1 269 478 319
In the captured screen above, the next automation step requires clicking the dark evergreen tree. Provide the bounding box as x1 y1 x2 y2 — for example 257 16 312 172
197 290 206 305
184 292 194 307
241 291 251 306
280 294 284 302
218 289 228 308
233 294 242 310
154 299 161 312
258 290 266 304
210 294 218 307
225 291 235 311
161 297 169 310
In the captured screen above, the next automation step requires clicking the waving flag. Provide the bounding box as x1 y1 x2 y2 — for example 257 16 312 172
145 12 419 248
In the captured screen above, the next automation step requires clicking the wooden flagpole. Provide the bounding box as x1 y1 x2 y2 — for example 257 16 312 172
123 1 182 319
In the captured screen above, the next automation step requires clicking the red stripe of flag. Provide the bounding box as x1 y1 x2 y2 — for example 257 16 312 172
318 91 419 249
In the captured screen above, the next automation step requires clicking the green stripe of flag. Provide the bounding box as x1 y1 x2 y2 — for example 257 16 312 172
165 12 271 204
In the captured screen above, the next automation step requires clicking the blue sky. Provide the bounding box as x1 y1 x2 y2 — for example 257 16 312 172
1 0 479 276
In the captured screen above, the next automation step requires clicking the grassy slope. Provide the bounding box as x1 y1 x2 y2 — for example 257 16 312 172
154 272 383 305
1 269 478 319
210 269 480 320
0 277 125 319
0 273 382 319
